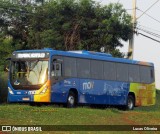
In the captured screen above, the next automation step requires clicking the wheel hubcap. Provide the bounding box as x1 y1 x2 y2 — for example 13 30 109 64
128 99 133 109
68 96 74 105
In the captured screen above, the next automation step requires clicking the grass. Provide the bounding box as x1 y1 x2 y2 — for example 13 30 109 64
0 73 160 133
0 90 160 126
0 104 118 125
0 103 160 134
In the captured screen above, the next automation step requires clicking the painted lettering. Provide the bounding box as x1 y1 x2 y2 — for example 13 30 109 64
83 82 94 90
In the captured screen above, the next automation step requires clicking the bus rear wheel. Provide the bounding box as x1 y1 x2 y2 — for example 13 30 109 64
67 91 76 108
126 95 134 110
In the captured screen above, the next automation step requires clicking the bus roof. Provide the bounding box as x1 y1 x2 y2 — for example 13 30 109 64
13 49 154 66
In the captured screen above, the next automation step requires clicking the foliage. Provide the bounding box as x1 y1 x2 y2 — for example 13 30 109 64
0 72 8 103
0 0 132 70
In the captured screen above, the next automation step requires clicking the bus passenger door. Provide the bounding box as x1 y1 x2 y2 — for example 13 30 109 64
51 58 66 103
51 62 62 82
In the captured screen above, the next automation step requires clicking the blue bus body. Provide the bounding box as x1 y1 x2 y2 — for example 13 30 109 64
7 49 156 109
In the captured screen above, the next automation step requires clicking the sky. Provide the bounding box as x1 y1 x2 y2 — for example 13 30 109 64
94 0 160 89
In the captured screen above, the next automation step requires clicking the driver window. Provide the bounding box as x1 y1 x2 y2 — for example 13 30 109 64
52 62 62 77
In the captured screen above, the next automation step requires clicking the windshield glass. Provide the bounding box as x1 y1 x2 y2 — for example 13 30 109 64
10 60 48 87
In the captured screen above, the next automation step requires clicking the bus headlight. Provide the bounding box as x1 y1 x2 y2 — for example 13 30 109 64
8 87 14 94
40 86 48 94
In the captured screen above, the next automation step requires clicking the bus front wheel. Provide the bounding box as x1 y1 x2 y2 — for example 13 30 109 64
126 95 134 110
67 91 76 108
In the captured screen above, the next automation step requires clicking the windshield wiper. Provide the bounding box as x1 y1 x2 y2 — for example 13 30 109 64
29 60 39 71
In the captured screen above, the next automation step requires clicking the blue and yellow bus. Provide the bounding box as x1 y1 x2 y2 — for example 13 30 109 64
7 48 156 110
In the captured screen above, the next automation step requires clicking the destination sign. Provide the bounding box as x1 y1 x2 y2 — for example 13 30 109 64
11 52 50 59
17 53 46 58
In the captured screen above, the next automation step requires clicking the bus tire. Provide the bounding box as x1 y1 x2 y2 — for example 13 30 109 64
67 91 76 108
126 95 134 110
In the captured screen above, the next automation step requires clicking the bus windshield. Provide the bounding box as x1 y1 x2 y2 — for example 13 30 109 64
10 60 48 89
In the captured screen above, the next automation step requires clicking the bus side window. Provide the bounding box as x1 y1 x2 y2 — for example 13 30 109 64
52 62 62 77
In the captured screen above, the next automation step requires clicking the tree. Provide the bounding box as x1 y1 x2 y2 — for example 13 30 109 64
0 0 132 59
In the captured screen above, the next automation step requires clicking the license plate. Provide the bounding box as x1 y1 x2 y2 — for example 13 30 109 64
22 98 30 101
